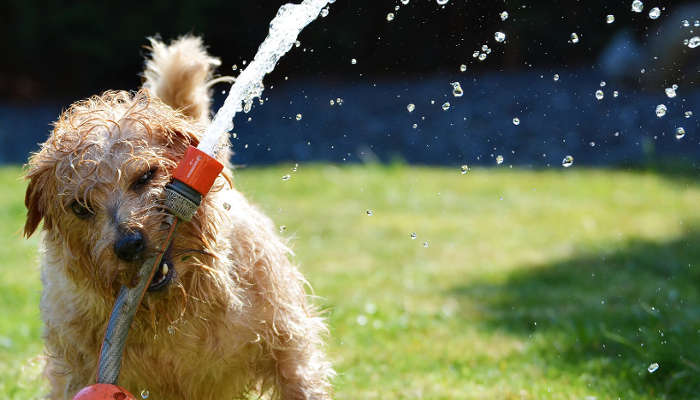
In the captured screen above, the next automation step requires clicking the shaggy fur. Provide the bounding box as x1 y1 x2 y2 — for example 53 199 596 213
24 36 333 400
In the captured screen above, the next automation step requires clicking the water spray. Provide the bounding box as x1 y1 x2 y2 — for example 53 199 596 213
73 1 330 399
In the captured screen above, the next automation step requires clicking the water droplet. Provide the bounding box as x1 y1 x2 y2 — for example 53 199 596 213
685 111 693 118
401 0 410 4
366 209 374 216
589 141 596 147
500 11 509 21
595 90 604 100
687 36 700 49
459 64 467 72
512 117 520 125
351 58 357 65
282 174 291 181
562 155 574 168
336 97 344 105
140 390 150 399
364 303 377 314
386 12 395 22
472 51 480 58
279 225 287 233
295 113 302 121
606 14 615 24
451 82 464 97
496 155 504 165
167 325 175 335
436 0 449 5
329 99 335 106
412 123 418 129
648 363 659 373
442 102 451 110
675 127 686 139
423 241 429 248
356 315 368 326
231 64 238 71
320 7 329 17
613 90 619 98
631 0 644 13
696 20 700 27
570 32 580 44
478 53 487 61
294 40 301 48
553 73 560 81
410 232 417 239
655 104 667 118
600 81 606 87
648 7 660 19
665 86 677 98
407 103 415 112
494 31 506 43
682 19 690 27
223 202 231 211
460 164 470 174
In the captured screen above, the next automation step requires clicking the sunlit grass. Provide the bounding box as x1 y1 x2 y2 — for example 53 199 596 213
2 164 699 399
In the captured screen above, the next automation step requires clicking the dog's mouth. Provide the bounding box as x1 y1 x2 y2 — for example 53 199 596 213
147 251 175 292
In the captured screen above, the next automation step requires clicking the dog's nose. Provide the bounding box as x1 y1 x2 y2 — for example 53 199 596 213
114 229 146 261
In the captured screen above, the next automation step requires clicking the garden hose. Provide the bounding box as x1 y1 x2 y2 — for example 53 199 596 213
73 146 223 400
95 218 178 385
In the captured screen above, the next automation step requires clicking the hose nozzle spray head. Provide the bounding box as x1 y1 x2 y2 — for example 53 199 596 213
165 146 224 221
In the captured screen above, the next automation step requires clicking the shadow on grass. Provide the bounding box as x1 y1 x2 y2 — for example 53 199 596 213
450 228 700 398
620 157 700 184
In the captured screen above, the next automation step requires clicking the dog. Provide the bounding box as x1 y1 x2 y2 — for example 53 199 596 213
23 36 333 399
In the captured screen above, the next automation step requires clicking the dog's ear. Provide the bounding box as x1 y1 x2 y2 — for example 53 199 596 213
24 161 53 237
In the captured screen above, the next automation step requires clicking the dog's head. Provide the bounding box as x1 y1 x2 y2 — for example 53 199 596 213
24 90 228 310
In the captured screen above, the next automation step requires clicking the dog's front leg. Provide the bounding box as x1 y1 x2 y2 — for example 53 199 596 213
45 354 92 400
274 342 333 400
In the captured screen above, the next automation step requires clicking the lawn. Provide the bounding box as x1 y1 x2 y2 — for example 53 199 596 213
1 164 699 399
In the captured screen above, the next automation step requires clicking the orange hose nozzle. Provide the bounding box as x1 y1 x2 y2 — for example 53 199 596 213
172 146 224 195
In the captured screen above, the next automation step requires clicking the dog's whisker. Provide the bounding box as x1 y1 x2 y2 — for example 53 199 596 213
172 248 213 257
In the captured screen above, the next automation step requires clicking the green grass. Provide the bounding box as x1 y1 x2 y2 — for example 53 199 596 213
2 164 700 399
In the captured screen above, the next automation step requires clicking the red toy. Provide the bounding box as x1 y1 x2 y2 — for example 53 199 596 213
73 384 136 400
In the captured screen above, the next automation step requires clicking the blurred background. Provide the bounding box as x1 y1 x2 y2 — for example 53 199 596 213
2 1 700 399
1 0 698 167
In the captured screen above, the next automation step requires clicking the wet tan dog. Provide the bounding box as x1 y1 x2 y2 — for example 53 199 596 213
24 36 333 399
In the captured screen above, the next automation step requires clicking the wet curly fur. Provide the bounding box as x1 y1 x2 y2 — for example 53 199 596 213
24 36 333 399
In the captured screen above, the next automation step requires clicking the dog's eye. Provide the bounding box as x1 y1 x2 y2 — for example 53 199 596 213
70 201 93 219
132 167 157 189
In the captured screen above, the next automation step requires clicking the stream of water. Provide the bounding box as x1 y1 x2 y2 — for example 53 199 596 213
198 0 331 158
